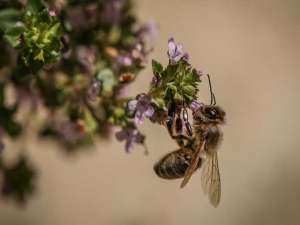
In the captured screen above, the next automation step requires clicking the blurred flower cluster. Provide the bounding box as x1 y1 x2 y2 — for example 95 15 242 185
0 0 205 205
0 0 157 204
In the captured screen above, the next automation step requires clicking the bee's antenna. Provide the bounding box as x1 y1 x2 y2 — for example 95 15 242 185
207 74 216 105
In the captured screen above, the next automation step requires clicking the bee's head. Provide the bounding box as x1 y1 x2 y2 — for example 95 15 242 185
192 74 225 124
194 105 225 124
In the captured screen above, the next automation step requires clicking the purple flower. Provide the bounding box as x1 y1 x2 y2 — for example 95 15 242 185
49 10 57 17
190 100 204 113
117 55 133 67
128 94 154 124
138 20 159 41
115 128 145 152
167 38 184 64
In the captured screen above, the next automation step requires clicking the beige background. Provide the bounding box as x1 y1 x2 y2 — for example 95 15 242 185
1 0 300 224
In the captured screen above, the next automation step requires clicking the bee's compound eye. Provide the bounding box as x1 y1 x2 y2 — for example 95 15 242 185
209 109 218 119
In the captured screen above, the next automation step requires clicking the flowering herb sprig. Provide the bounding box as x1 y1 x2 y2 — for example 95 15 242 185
4 1 62 72
149 38 202 121
0 0 157 203
117 38 203 151
0 0 206 205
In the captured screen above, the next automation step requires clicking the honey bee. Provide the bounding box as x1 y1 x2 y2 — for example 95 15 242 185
154 74 226 207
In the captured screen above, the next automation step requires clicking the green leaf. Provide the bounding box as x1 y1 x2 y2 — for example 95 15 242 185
182 84 196 96
34 49 44 61
152 59 163 75
28 0 44 13
0 8 21 31
164 86 175 100
166 83 177 92
43 22 60 44
152 97 165 109
114 107 125 118
4 24 25 47
174 92 183 102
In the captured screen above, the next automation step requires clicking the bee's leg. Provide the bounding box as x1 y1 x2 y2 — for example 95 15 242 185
166 116 192 148
166 102 193 147
172 134 192 148
182 107 193 136
165 101 177 138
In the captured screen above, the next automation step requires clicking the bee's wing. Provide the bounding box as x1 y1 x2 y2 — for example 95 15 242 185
180 140 205 188
201 152 221 207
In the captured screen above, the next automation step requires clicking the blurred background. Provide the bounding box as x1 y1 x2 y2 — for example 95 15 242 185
0 0 300 224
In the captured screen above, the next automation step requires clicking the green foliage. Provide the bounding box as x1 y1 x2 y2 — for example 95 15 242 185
20 9 62 70
0 8 21 32
27 0 44 13
152 59 163 75
2 1 62 72
150 59 201 110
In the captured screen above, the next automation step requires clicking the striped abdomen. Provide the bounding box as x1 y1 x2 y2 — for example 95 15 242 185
154 148 201 179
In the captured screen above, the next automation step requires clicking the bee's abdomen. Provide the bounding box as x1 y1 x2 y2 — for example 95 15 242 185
154 149 196 179
154 158 189 179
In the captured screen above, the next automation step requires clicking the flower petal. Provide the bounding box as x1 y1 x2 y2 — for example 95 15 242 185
168 38 176 57
144 106 154 118
128 100 138 112
167 38 184 64
134 111 145 124
134 131 145 144
190 100 203 113
115 130 127 141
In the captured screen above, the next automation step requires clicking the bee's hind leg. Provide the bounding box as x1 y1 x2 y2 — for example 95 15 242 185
166 116 192 148
165 101 193 148
182 107 193 136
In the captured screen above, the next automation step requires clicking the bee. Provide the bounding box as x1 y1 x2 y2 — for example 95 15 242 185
154 74 226 207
